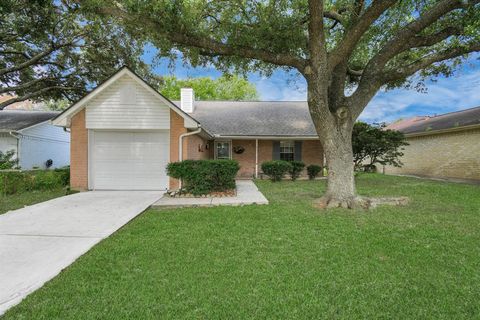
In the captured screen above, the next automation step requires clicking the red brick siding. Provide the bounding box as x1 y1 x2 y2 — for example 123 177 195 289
230 139 324 178
185 134 210 160
70 109 88 190
169 110 188 189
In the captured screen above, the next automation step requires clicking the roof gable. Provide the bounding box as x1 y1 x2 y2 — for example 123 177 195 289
52 67 198 128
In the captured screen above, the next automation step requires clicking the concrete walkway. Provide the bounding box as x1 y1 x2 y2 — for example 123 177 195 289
152 180 269 208
0 191 161 315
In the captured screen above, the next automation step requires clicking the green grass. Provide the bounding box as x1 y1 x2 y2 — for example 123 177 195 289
3 174 480 319
0 189 66 215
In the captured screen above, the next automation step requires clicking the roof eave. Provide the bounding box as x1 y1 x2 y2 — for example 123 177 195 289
404 123 480 137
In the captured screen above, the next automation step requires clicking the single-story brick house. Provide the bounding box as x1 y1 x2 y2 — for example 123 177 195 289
385 106 480 182
0 110 70 169
52 67 324 191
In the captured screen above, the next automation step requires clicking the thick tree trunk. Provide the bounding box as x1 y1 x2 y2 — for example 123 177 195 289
322 130 356 204
306 76 358 208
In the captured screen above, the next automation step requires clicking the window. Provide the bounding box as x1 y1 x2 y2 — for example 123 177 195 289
215 141 231 159
280 141 295 161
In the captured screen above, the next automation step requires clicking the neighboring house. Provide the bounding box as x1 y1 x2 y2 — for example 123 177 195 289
0 110 70 169
0 95 45 110
385 106 480 182
52 67 324 191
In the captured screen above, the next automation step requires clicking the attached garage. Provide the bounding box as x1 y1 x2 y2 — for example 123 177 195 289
52 67 200 191
89 130 169 190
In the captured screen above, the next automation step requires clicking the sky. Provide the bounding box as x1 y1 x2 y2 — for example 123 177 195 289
143 46 480 124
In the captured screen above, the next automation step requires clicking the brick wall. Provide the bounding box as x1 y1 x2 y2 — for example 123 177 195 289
384 128 480 181
70 109 88 190
231 139 324 178
185 134 210 160
302 140 324 168
232 139 257 178
169 110 188 189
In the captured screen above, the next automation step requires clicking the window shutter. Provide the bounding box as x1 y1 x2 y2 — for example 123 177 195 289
294 141 302 161
272 141 280 160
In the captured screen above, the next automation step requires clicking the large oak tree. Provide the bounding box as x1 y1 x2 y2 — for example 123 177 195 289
90 0 478 207
0 0 154 109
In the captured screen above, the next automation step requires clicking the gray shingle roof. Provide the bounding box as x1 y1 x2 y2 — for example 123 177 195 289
392 106 480 135
0 110 59 132
173 101 317 137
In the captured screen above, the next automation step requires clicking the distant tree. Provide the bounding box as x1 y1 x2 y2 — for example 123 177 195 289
159 75 258 101
44 99 70 111
0 0 154 110
352 122 409 171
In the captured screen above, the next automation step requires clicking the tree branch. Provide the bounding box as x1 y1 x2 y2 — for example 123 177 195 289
383 43 480 82
0 86 78 110
365 0 478 74
101 3 305 71
328 0 398 71
324 10 345 25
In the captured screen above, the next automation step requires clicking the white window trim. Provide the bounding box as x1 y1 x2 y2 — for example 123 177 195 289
280 140 295 161
214 140 232 160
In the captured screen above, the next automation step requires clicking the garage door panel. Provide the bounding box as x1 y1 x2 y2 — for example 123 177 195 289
91 130 169 190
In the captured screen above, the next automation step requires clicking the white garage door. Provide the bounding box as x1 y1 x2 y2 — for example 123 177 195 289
90 130 169 190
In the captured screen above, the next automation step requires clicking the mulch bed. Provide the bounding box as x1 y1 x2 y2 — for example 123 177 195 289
166 189 236 198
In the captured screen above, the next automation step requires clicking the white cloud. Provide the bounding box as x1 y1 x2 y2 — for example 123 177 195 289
361 67 480 123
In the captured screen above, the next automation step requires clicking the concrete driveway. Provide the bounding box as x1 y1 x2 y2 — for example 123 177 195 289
0 191 161 315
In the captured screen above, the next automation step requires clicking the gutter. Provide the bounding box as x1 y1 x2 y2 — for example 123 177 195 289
212 135 319 140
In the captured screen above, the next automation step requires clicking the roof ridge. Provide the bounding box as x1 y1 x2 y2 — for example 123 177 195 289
426 105 480 119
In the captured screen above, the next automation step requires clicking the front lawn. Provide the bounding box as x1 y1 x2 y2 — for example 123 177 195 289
3 174 480 319
0 189 66 215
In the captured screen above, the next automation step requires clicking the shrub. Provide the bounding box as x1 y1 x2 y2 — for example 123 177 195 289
288 161 305 181
0 168 70 195
0 171 26 195
0 150 19 170
362 164 377 173
307 164 322 180
32 171 65 190
166 160 239 195
261 160 292 182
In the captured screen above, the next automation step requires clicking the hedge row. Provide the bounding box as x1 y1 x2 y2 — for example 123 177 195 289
0 167 70 195
166 160 240 195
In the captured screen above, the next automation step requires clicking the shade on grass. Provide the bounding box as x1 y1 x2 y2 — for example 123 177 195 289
3 174 480 319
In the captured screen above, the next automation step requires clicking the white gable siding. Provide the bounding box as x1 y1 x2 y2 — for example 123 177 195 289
18 122 70 169
85 74 171 130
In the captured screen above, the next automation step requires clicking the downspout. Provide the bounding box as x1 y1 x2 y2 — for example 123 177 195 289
178 127 202 189
255 139 259 178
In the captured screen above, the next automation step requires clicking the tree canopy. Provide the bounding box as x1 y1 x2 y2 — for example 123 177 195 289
0 0 154 109
159 75 258 100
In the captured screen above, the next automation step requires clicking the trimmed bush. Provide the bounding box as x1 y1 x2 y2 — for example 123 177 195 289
0 168 70 195
288 161 305 181
166 160 240 195
307 164 322 180
261 160 292 182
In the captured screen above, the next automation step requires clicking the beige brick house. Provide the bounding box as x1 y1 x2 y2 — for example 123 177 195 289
52 67 324 191
385 106 480 182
